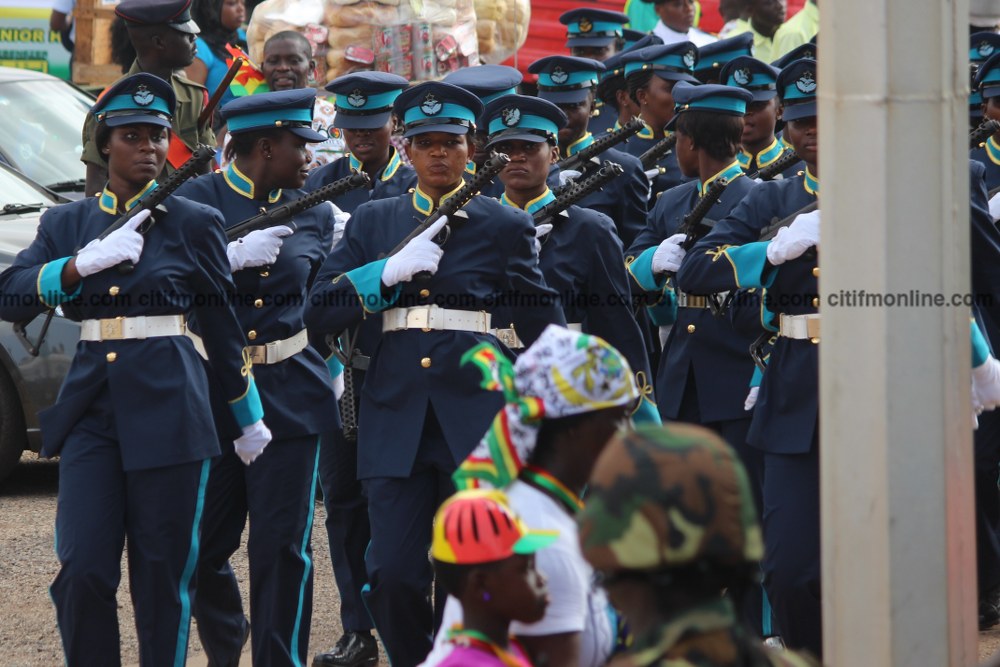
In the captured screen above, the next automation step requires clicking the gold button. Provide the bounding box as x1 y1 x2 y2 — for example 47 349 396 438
810 337 820 345
687 324 696 333
419 289 430 298
812 297 820 308
422 327 432 333
108 286 119 296
254 298 264 308
420 357 432 368
106 352 117 362
260 270 269 278
248 330 257 341
812 267 820 278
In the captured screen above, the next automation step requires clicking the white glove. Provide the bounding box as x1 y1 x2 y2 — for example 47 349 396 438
329 202 350 248
75 209 150 277
233 420 272 465
227 225 294 272
989 192 1000 223
534 223 553 255
766 210 820 266
558 169 581 187
651 233 687 274
974 357 1000 413
744 386 760 411
332 372 345 401
381 216 448 287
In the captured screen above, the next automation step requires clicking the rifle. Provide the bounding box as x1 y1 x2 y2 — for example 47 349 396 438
13 144 217 356
225 171 370 241
676 177 730 251
758 200 819 242
557 117 644 173
971 118 1000 150
751 149 800 181
638 133 677 172
199 57 244 128
535 162 625 227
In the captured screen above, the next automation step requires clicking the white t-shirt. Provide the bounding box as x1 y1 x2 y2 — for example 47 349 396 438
652 21 717 47
421 481 615 667
52 0 76 43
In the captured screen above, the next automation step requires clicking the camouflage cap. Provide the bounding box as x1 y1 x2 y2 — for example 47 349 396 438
577 422 764 573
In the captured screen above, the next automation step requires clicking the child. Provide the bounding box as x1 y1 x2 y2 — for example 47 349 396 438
431 489 556 667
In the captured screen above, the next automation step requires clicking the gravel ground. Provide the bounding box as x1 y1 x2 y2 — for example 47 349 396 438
0 451 385 667
5 451 1000 666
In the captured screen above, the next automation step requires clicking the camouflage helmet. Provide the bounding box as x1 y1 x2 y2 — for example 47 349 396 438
577 422 764 573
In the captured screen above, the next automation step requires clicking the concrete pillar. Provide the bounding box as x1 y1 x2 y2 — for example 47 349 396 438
818 0 977 665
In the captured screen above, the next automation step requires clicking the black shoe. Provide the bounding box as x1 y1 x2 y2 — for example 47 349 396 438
313 632 378 667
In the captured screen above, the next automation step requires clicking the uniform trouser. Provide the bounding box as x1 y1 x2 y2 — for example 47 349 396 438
674 377 767 636
51 404 209 667
363 408 456 667
318 424 372 634
760 444 822 660
975 409 1000 595
193 435 320 667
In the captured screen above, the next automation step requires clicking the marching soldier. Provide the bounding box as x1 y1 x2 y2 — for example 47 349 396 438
174 89 339 666
594 34 664 134
482 94 660 423
972 52 1000 191
81 0 214 196
720 56 804 179
529 55 650 248
693 32 754 84
304 81 565 667
970 33 1000 127
618 42 700 199
559 8 631 135
0 73 266 666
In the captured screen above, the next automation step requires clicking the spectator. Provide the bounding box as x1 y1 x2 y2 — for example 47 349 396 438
718 0 751 37
729 0 786 64
772 0 818 60
49 0 75 54
643 0 716 46
187 0 248 120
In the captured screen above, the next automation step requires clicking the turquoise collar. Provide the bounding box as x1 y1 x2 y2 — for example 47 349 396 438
465 160 477 176
803 168 819 196
565 132 594 158
98 180 157 215
224 162 281 203
738 137 784 171
500 188 555 216
636 118 656 140
699 161 744 196
986 136 1000 167
348 147 403 182
412 182 464 216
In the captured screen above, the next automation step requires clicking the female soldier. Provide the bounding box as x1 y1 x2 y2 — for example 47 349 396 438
0 73 267 666
617 41 700 199
481 93 658 424
304 81 565 667
175 88 339 666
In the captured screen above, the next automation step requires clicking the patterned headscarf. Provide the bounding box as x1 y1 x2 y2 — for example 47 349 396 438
455 325 639 490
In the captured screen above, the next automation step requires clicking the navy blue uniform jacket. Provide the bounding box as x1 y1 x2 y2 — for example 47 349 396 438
304 188 565 478
176 170 340 440
0 191 261 470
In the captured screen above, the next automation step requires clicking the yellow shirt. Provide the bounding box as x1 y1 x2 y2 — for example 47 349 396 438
728 19 776 64
773 1 820 60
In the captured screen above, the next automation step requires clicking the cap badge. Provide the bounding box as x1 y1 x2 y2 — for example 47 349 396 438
551 67 569 85
132 85 154 107
501 106 521 127
579 17 593 33
980 42 995 58
347 89 367 108
733 67 751 86
795 71 817 94
682 49 696 69
421 93 442 116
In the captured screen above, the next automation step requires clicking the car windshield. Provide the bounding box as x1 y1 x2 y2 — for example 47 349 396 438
0 78 91 190
0 165 60 210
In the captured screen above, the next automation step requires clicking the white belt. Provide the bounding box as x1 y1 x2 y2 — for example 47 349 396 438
187 328 309 365
80 314 186 341
778 313 821 341
383 305 492 334
492 322 581 350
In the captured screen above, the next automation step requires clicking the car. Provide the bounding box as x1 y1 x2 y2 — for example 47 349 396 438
0 66 95 201
0 163 80 484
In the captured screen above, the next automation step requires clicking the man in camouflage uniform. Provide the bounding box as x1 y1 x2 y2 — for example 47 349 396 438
577 423 818 667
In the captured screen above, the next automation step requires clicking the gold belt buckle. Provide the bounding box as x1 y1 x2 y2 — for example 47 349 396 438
247 346 267 365
495 328 522 349
100 317 124 340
